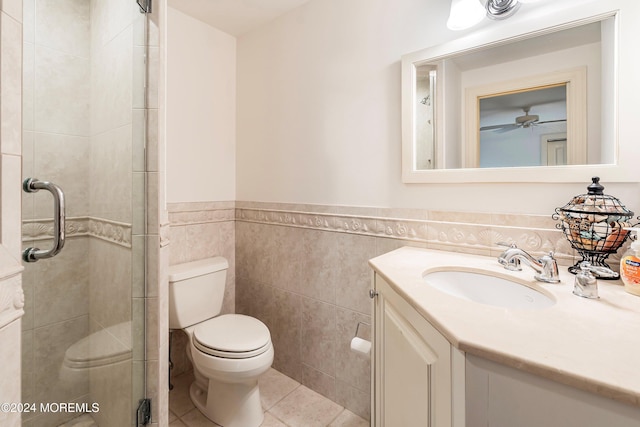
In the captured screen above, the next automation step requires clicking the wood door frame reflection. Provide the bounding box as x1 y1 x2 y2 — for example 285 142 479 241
464 67 587 168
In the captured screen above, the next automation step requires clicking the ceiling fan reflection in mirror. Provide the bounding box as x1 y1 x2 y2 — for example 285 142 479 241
480 107 566 132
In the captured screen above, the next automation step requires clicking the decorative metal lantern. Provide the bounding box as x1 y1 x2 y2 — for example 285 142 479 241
553 177 636 278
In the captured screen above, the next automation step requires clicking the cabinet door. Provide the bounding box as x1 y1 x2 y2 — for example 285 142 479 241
374 275 452 427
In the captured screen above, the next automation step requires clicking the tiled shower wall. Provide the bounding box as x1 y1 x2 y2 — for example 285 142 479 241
21 1 146 425
87 1 140 423
167 200 584 421
21 1 93 425
0 1 25 427
0 0 164 425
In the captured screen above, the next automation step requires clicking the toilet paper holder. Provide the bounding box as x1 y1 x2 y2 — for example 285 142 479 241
354 321 370 340
351 321 372 358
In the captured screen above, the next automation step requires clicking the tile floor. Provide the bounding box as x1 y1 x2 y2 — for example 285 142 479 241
169 368 369 427
57 414 97 426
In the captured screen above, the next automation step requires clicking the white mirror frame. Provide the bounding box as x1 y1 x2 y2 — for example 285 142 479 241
401 0 640 184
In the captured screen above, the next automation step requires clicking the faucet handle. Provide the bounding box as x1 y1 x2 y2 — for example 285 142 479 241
540 251 555 262
536 251 561 283
501 258 522 271
497 243 522 271
580 263 619 279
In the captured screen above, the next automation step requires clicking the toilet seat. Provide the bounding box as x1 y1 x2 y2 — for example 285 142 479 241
193 314 271 359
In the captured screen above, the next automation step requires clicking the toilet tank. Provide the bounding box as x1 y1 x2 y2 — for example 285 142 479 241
168 257 228 329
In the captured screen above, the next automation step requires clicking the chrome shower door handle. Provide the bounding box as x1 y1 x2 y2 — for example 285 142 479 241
22 178 66 262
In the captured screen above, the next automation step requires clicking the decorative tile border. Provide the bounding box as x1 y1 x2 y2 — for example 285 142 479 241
235 204 577 264
164 201 595 266
159 222 171 248
22 217 90 241
237 207 423 239
88 218 132 247
167 201 235 226
0 274 23 331
22 217 132 248
0 246 23 331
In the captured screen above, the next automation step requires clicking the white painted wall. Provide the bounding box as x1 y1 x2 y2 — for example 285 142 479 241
167 7 236 203
235 0 640 214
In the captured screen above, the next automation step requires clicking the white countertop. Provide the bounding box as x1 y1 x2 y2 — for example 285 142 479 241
369 246 640 407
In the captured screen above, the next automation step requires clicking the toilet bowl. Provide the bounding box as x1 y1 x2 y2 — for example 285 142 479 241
186 314 274 427
169 257 273 427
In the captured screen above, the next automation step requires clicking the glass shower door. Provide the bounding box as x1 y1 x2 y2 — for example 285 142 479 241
21 0 148 425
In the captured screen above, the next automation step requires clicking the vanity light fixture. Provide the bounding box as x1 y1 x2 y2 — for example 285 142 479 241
446 0 486 31
447 0 542 31
485 0 520 21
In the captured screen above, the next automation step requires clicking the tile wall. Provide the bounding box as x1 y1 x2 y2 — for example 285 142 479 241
167 202 236 379
170 202 604 419
21 0 92 425
0 1 25 427
235 201 586 420
88 2 138 423
235 219 375 420
20 0 151 425
147 0 168 425
166 199 589 421
0 0 164 425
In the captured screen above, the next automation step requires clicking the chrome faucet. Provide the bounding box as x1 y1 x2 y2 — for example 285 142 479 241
497 243 561 283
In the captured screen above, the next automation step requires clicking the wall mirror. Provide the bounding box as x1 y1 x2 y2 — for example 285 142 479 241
466 66 587 169
477 84 569 168
401 1 640 183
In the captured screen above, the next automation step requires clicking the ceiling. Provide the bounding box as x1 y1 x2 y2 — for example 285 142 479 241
480 85 567 112
167 0 313 36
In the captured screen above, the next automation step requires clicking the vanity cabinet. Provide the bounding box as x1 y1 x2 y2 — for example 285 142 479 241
465 355 640 427
370 247 640 427
373 274 464 427
372 271 640 427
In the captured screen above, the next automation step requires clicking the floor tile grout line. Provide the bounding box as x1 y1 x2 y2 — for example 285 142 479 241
326 408 348 427
265 409 292 427
263 381 302 411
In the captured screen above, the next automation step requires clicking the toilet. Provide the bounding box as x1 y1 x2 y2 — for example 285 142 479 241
59 321 132 386
168 257 273 427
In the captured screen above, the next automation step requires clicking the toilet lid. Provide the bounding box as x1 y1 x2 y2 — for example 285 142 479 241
63 322 132 369
193 314 271 359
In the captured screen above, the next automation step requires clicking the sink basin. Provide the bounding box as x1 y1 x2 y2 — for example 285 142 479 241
423 270 555 309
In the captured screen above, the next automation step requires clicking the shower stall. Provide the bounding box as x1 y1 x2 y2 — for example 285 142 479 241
21 0 150 425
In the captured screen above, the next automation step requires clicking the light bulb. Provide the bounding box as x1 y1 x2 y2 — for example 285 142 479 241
447 0 486 31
